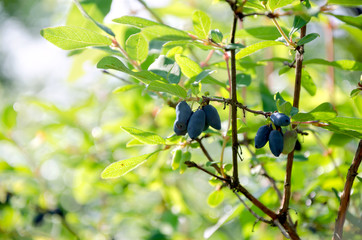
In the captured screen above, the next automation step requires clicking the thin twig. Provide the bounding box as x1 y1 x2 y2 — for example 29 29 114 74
333 140 362 240
61 216 80 240
279 24 306 223
136 0 164 24
230 15 240 186
102 70 133 84
233 191 272 224
195 138 222 174
184 161 230 182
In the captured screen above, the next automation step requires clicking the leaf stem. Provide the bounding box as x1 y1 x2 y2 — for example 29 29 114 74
271 18 296 48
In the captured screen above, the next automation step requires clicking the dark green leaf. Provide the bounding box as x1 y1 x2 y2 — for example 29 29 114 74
297 33 320 46
236 73 252 87
290 15 311 36
208 29 223 43
350 89 361 98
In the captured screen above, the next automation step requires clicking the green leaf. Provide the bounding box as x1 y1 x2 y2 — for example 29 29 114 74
328 133 353 146
327 117 362 133
112 85 143 93
297 33 320 46
303 59 362 71
175 55 225 87
292 102 337 121
327 0 362 6
142 25 191 41
207 190 224 208
236 73 252 87
2 105 17 129
121 127 165 145
192 10 211 39
208 29 223 43
40 26 111 50
204 205 244 239
113 16 160 28
125 33 148 62
268 0 294 11
148 55 181 84
97 56 161 84
72 0 115 36
289 15 311 36
350 89 361 98
147 81 187 98
235 41 285 59
235 26 291 40
101 152 158 179
328 14 362 30
301 69 317 96
172 150 182 170
277 100 293 115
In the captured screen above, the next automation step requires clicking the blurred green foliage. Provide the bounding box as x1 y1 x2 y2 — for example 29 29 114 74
0 0 362 239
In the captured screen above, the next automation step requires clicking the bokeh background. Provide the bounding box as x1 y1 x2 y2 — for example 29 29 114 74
0 0 361 239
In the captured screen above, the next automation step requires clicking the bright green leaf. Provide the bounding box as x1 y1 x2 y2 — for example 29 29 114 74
147 80 187 98
301 69 317 96
192 10 211 39
126 33 148 62
303 59 362 71
121 127 165 145
297 33 320 46
292 102 337 121
268 0 295 11
113 85 143 93
327 0 362 6
40 26 112 50
328 14 362 30
235 26 291 40
235 41 285 59
207 190 224 208
113 16 160 28
142 25 191 41
101 152 158 179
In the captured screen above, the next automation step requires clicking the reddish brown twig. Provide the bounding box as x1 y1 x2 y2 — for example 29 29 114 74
333 140 362 240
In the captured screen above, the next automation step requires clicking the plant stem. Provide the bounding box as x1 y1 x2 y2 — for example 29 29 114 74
271 18 296 48
333 140 362 240
279 25 306 220
196 138 222 174
137 0 164 24
230 15 239 185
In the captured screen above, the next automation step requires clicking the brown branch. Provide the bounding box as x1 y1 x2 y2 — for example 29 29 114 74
230 15 239 186
333 140 362 240
278 24 306 227
233 192 272 224
195 138 222 174
184 161 230 182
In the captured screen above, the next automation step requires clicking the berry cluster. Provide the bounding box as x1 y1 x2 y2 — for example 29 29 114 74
254 112 297 157
174 101 221 139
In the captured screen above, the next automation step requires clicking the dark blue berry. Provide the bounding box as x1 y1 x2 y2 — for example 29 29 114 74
202 105 221 130
255 125 272 148
270 112 290 126
187 109 205 139
269 130 284 157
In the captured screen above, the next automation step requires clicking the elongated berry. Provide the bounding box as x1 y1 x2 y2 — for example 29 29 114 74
270 112 290 126
187 109 205 139
175 101 192 130
255 125 272 148
174 121 188 135
269 130 284 157
202 104 221 130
